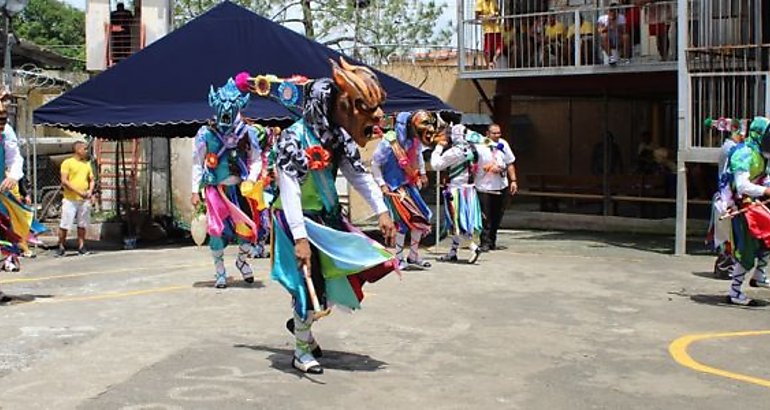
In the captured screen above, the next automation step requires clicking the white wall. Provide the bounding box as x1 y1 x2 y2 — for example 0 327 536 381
86 0 111 71
170 138 194 225
142 0 173 47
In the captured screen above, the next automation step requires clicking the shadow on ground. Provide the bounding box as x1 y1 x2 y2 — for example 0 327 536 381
193 279 265 289
690 294 770 309
0 293 54 306
692 271 731 281
234 344 388 377
511 230 711 256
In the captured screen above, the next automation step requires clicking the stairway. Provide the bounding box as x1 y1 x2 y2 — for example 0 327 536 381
93 138 148 214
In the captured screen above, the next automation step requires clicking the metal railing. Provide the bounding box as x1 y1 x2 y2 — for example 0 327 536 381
459 1 678 73
105 22 144 66
685 0 770 148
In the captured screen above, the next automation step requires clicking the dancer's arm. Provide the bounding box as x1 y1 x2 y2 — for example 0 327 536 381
735 171 770 198
340 159 395 246
369 141 387 189
246 127 262 182
430 145 464 171
3 124 22 182
339 159 388 216
191 128 206 193
277 168 308 240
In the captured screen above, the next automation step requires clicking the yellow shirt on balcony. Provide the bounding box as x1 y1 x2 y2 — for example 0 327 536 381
567 20 594 38
545 21 566 39
476 0 501 34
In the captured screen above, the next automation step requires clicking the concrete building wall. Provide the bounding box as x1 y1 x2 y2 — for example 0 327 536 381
86 0 111 71
170 138 194 225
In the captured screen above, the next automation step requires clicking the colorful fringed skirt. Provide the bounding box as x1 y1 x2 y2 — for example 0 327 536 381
0 192 43 261
732 202 770 269
203 184 260 245
443 185 483 239
271 209 397 321
384 184 432 234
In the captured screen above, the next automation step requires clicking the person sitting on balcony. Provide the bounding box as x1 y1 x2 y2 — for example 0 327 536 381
597 3 628 65
475 0 502 69
567 15 595 65
110 2 134 64
543 14 567 66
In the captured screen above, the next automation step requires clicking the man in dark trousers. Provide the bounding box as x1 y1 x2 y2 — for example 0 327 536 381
110 2 134 63
475 123 518 252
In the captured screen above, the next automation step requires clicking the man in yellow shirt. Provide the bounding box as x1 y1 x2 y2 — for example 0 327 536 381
476 0 502 68
56 141 95 257
544 15 567 66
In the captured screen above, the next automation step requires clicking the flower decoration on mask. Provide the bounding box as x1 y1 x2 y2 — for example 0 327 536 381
208 78 250 135
254 75 271 97
278 82 299 106
305 145 331 170
205 153 219 169
234 72 251 93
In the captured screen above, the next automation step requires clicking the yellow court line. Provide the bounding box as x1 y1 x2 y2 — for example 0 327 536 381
0 262 206 284
669 330 770 389
43 285 191 303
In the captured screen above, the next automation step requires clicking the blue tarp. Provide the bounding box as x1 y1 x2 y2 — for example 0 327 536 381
33 1 454 138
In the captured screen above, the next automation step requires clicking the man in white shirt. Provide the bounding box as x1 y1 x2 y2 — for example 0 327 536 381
475 124 517 252
597 3 628 65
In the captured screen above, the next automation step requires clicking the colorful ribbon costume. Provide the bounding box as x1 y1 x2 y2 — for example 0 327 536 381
431 124 483 264
722 116 770 305
371 111 434 270
191 78 264 288
238 58 397 374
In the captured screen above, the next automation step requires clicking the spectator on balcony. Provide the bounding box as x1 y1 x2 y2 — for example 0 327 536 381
597 3 629 65
543 15 567 66
110 2 134 64
567 15 595 65
621 0 641 57
475 0 502 68
637 0 673 61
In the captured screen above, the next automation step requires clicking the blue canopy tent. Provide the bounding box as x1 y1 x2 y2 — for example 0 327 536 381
33 1 454 138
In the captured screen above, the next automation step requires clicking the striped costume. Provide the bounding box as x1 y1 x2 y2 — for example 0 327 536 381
371 112 432 270
723 117 770 305
191 78 264 288
430 124 483 264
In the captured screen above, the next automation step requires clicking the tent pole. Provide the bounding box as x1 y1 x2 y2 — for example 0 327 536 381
167 138 172 219
120 139 132 238
115 140 121 219
435 169 440 253
148 138 153 219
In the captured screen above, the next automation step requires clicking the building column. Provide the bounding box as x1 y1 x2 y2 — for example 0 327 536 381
492 85 511 137
674 0 689 256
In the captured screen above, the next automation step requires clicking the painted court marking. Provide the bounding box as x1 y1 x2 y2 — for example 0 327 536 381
669 330 770 389
47 285 191 303
0 262 206 284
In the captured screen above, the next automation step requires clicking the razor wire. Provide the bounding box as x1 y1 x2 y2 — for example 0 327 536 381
14 64 74 89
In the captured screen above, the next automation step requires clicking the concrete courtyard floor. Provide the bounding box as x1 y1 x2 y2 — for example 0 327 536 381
0 230 769 409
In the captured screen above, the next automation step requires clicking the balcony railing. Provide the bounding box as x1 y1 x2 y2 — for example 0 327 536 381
459 1 678 76
105 22 145 67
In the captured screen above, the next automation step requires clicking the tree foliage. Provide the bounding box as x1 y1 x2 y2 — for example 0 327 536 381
175 0 454 63
13 0 86 67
